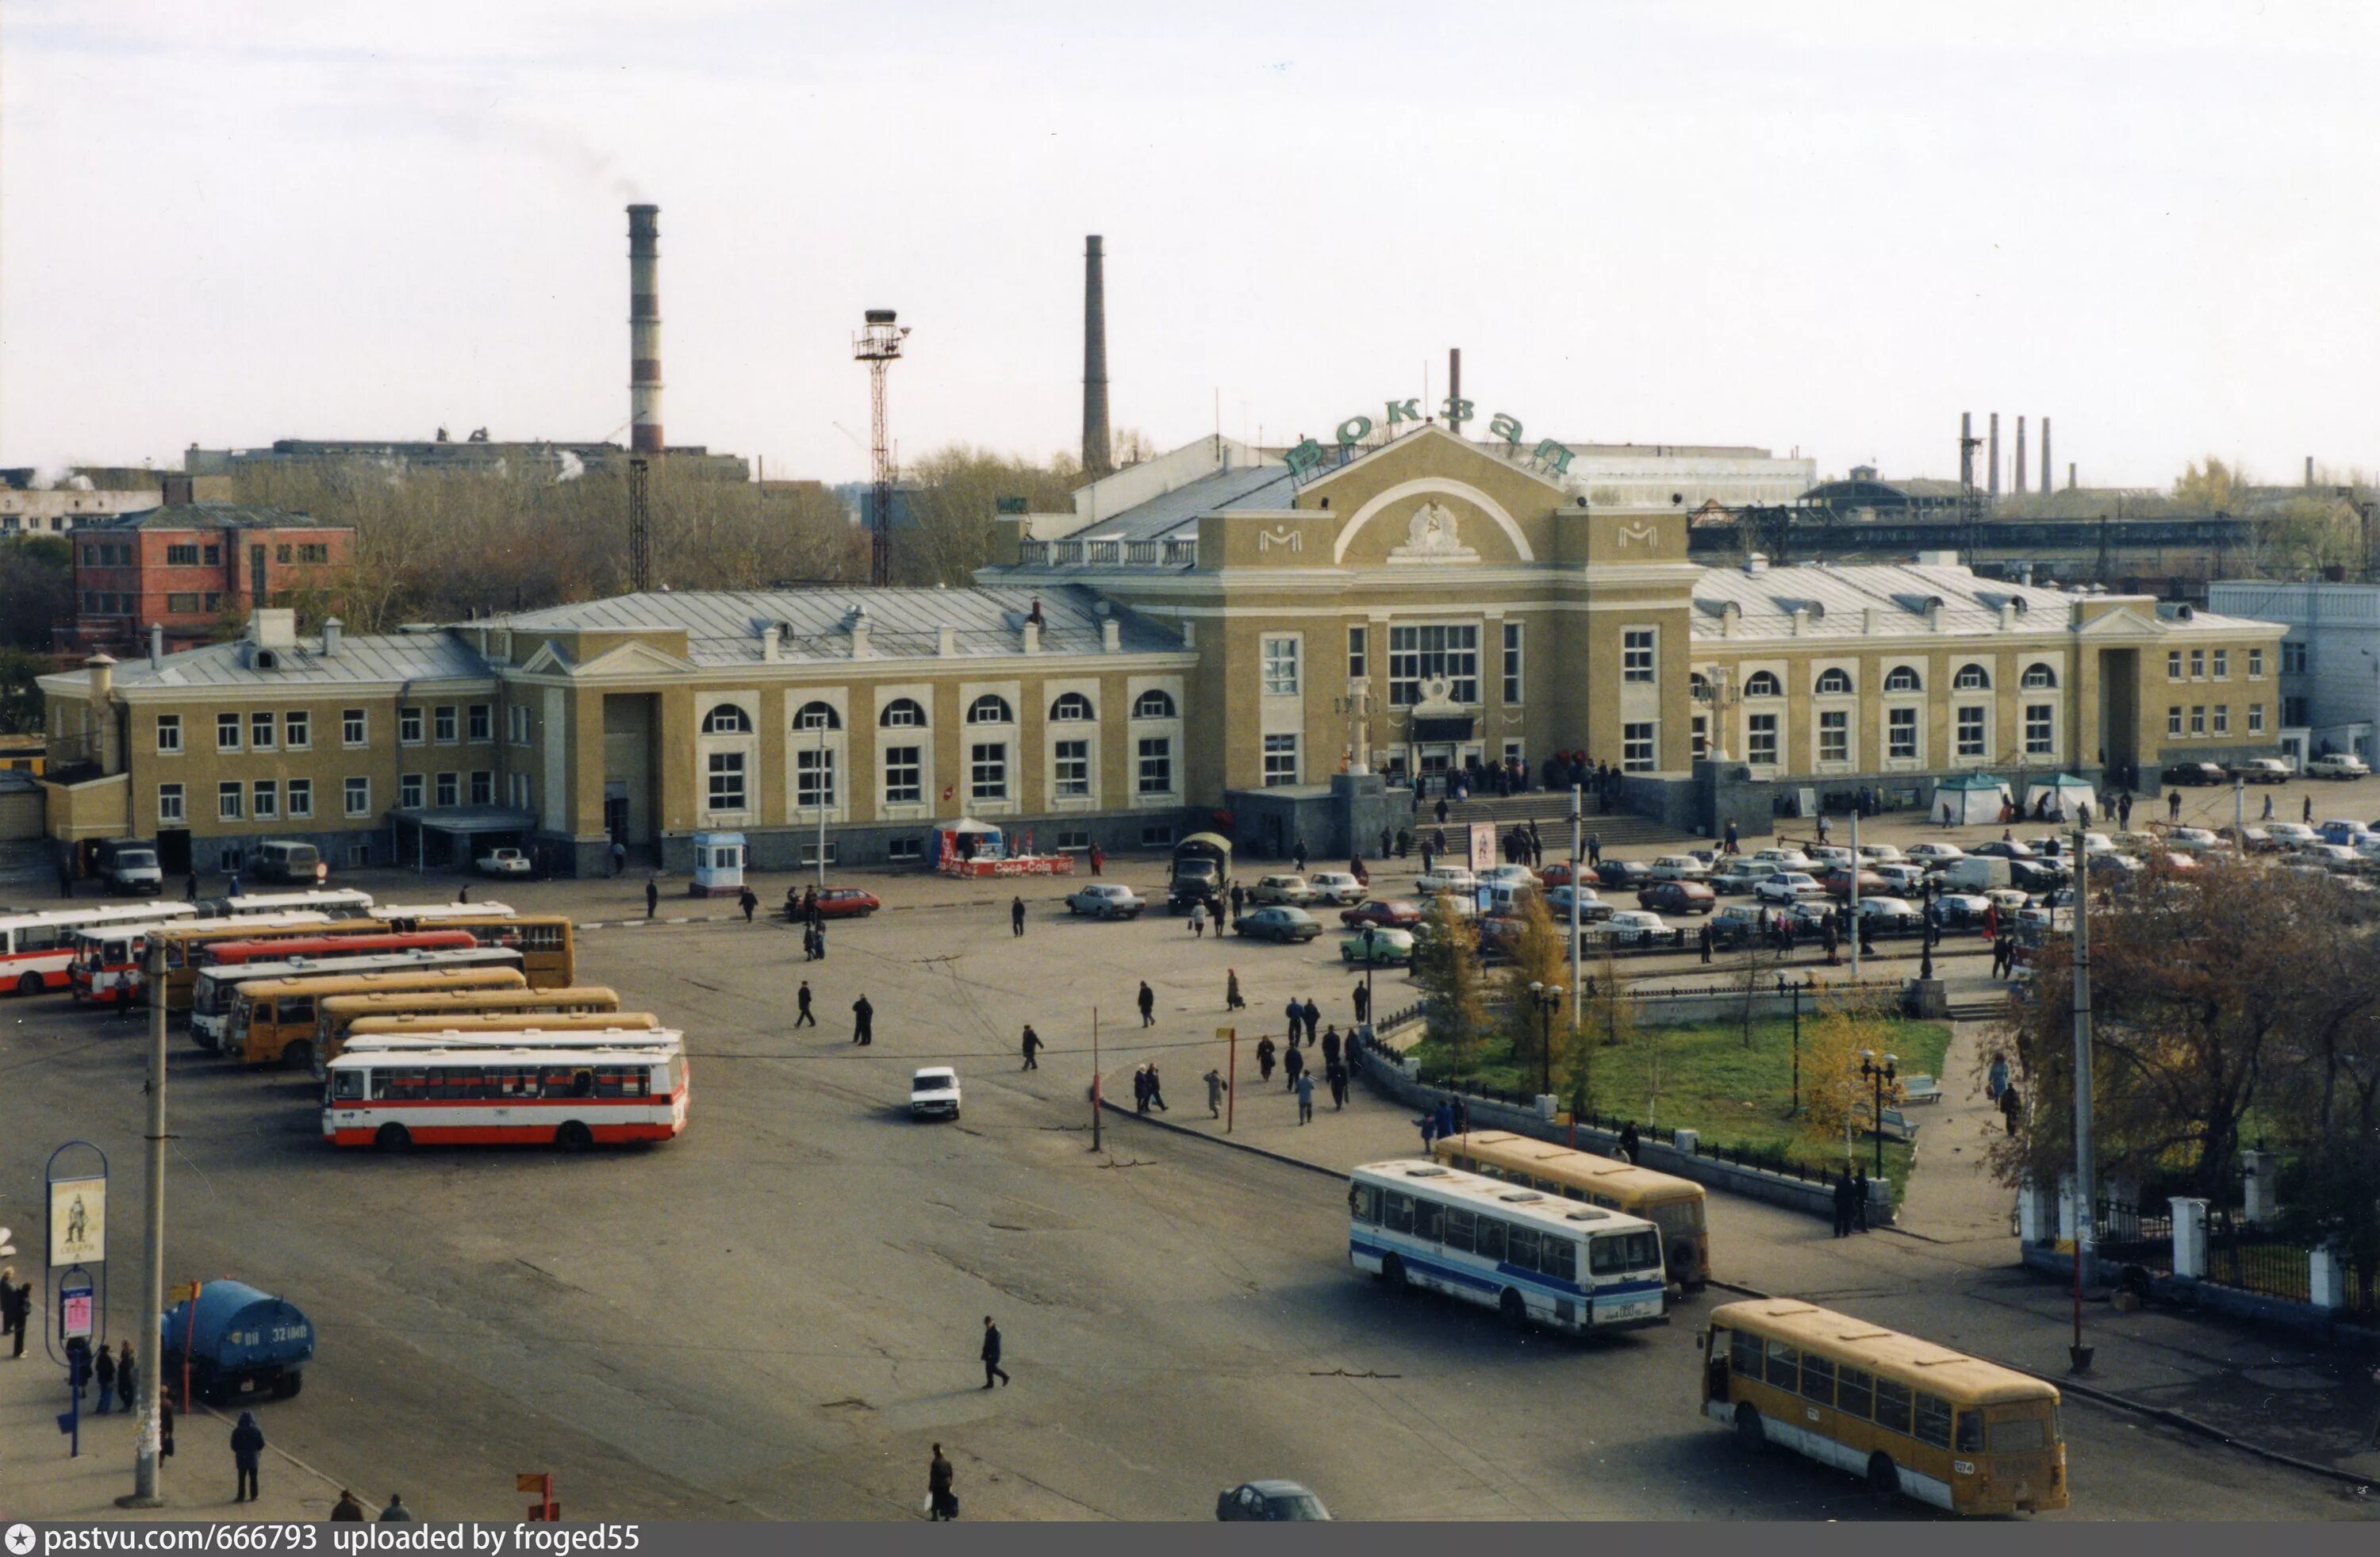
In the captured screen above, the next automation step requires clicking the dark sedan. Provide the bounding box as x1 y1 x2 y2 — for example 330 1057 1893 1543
1970 841 2036 861
1340 898 1422 930
2161 761 2228 787
1234 906 1322 942
1637 880 1716 916
1595 859 1653 889
1217 1481 1331 1521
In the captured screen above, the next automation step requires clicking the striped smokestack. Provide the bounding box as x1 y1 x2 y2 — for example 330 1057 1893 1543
1082 236 1111 478
628 205 663 457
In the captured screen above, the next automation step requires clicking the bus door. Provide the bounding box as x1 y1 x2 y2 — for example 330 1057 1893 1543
1702 1325 1732 1403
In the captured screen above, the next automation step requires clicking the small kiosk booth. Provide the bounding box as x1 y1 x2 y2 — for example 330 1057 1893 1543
689 831 747 897
931 818 1076 878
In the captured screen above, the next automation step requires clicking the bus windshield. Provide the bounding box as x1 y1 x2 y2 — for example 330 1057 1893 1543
1590 1230 1660 1275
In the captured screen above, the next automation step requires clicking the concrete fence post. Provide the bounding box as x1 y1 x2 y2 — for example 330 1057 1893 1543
1672 1129 1699 1153
2309 1241 2347 1310
2017 1175 2048 1244
2171 1197 2209 1279
2240 1149 2279 1225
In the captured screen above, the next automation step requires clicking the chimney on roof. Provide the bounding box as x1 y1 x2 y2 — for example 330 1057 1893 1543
85 654 118 774
1082 236 1111 479
159 474 194 507
147 623 164 669
2014 416 2027 495
628 205 664 457
848 604 870 661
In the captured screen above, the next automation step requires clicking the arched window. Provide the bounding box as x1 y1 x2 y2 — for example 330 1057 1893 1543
792 701 842 731
879 697 927 728
701 704 753 734
966 695 1014 726
1690 672 1710 698
1954 662 1991 691
2021 663 2058 689
1884 665 1922 693
1132 688 1177 719
1814 668 1854 696
1049 692 1095 722
1743 671 1783 698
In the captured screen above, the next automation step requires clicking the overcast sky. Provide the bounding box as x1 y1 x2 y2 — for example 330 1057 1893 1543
6 1 2375 489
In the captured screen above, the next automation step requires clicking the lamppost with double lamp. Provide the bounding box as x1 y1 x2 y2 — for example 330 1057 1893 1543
1526 980 1567 1101
1359 924 1379 1026
1860 1049 1898 1176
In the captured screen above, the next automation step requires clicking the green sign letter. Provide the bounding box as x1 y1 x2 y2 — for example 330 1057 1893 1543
1488 412 1523 447
1441 397 1474 431
1530 438 1574 476
1384 399 1422 426
1283 438 1326 478
1336 416 1374 447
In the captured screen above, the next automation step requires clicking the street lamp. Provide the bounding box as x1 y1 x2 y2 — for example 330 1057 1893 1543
1359 924 1378 1027
1526 980 1566 1101
1918 879 1939 981
1860 1049 1898 1176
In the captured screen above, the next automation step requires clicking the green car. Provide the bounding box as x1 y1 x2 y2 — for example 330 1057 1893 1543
1339 926 1415 966
1235 906 1322 942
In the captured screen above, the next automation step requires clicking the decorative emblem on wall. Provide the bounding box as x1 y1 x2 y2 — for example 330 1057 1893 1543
1618 520 1660 550
1259 527 1303 554
1388 500 1478 563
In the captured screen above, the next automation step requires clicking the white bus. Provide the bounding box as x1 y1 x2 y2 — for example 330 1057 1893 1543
70 911 331 1003
0 903 199 995
192 946 524 1049
1348 1160 1669 1334
368 901 516 926
324 1040 691 1151
201 889 377 920
339 1026 678 1060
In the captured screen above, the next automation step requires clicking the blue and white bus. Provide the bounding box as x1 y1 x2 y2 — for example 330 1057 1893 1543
1349 1160 1669 1333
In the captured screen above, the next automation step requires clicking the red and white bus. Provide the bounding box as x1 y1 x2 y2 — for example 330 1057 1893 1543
322 1037 690 1150
199 888 376 920
70 911 332 1003
0 903 199 995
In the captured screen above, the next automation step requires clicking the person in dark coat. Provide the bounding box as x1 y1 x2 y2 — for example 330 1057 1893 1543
1451 1095 1468 1136
812 921 827 961
1351 982 1369 1024
116 1340 136 1417
1326 1060 1348 1110
1019 1025 1041 1070
739 886 758 922
1300 997 1321 1043
644 878 660 919
159 1390 175 1457
1226 968 1246 1010
1144 1063 1167 1112
184 872 201 901
94 1335 116 1412
1434 1099 1454 1141
1132 1066 1150 1114
980 1317 1010 1389
1618 1121 1641 1164
1011 896 1026 938
1320 1026 1341 1068
379 1494 414 1521
2 1267 27 1358
1137 981 1156 1028
1282 1041 1305 1091
851 994 873 1045
1255 1036 1276 1081
332 1491 368 1521
1832 1172 1856 1237
231 1410 266 1502
795 980 816 1028
1852 1165 1872 1232
1203 1068 1226 1118
1999 1084 2023 1136
928 1444 957 1521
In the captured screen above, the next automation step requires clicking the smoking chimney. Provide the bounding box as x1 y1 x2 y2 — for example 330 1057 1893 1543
628 205 663 457
1082 236 1111 479
1988 412 2001 500
2015 416 2028 494
2040 417 2052 497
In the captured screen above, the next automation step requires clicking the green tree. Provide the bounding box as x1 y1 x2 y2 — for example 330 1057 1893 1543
0 536 73 650
1412 893 1488 1069
892 446 1084 587
2171 455 2252 512
0 646 56 734
1495 889 1570 1076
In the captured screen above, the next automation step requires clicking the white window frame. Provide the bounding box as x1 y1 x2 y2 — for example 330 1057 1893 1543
1136 736 1174 796
794 746 837 810
433 705 458 744
217 712 242 752
286 778 313 819
158 783 185 824
1622 722 1656 773
344 708 368 747
1386 623 1480 707
1347 625 1367 681
217 780 242 821
251 780 278 819
1261 734 1299 787
1501 621 1523 704
1622 628 1656 684
434 772 459 808
1955 704 1989 760
2190 705 2206 736
400 773 424 809
399 707 423 746
1745 711 1779 769
969 741 1010 802
2189 650 2205 681
2167 650 2183 681
1052 738 1091 798
2213 704 2229 735
2212 650 2228 680
2168 706 2184 738
467 704 492 743
1818 708 1849 765
1886 705 1920 764
250 711 275 751
706 750 747 815
2248 703 2265 734
882 745 923 807
1261 635 1301 696
2023 702 2056 756
344 777 371 818
469 771 493 807
155 714 182 754
2248 648 2266 679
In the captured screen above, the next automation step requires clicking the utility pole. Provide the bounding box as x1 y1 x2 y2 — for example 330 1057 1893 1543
1568 784 1583 1045
2070 819 2097 1371
814 719 829 892
1848 807 1861 983
1089 1008 1102 1153
1224 1028 1236 1135
121 939 168 1507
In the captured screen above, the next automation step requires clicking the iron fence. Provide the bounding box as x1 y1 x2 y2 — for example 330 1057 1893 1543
2094 1197 2174 1277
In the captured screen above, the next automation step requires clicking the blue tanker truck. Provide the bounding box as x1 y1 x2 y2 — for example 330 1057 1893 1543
161 1280 315 1405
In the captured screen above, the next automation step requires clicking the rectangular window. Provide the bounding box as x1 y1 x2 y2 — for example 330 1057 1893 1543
795 748 836 809
1386 623 1480 706
282 709 309 750
2248 648 2265 678
344 708 367 746
275 544 292 565
286 778 313 819
2248 703 2265 734
2190 650 2205 680
2190 705 2206 735
2285 695 2309 726
1623 722 1656 772
1137 737 1173 795
1729 1329 1762 1379
433 706 457 743
1746 712 1778 766
1503 621 1524 704
1956 705 1987 757
1800 1352 1836 1403
2167 650 2183 681
155 714 182 754
1913 1393 1954 1450
158 783 185 824
467 704 491 743
1622 628 1656 683
217 781 243 821
2168 705 2184 737
344 777 370 817
2213 649 2228 679
434 772 459 807
470 770 493 806
1262 734 1299 787
970 742 1008 801
1873 1378 1914 1436
1836 1366 1875 1421
2282 641 2308 675
2025 703 2055 754
705 752 745 813
1765 1340 1799 1390
888 837 923 862
1347 625 1366 681
166 543 199 566
1261 636 1300 696
167 592 200 613
298 543 328 564
1052 739 1090 797
1474 1216 1506 1264
1887 707 1917 760
400 773 424 809
883 746 922 805
1818 709 1848 765
202 546 220 567
399 707 423 745
1691 713 1709 761
217 712 241 752
250 711 274 750
1138 823 1174 848
2213 704 2228 735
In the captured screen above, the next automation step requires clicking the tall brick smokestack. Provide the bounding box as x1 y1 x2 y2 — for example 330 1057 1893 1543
2040 417 2052 497
2015 416 2028 494
628 205 663 457
1082 236 1111 479
1988 412 2001 500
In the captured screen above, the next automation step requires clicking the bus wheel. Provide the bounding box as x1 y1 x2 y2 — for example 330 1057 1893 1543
1866 1452 1900 1501
15 972 40 996
281 1040 313 1071
556 1122 593 1152
1499 1288 1528 1329
1733 1404 1764 1452
375 1123 410 1152
1376 1254 1407 1289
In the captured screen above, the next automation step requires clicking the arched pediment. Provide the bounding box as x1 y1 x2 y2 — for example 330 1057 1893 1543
1333 478 1536 566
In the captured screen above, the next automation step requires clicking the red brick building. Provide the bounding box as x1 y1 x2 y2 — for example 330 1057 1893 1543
64 477 355 653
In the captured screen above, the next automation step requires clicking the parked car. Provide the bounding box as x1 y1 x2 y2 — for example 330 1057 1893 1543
1476 863 1539 890
1819 866 1889 900
1537 862 1587 889
1935 892 1993 922
94 838 163 896
254 840 324 884
1339 926 1415 966
1066 883 1146 919
1856 895 1919 926
1753 872 1825 904
1246 873 1319 907
2161 761 2228 787
2229 757 2292 784
1594 859 1653 889
1217 1482 1330 1522
2163 826 2228 854
1983 887 2032 913
1707 903 1768 945
1646 854 1709 881
2307 754 2371 780
1971 840 2036 861
2319 819 2376 849
1305 871 1367 907
1749 847 1814 871
812 887 881 918
1342 898 1422 930
910 1067 962 1122
1806 845 1856 869
2266 822 2322 848
2296 843 2363 871
1589 909 1670 946
1871 863 1930 894
476 847 533 876
1904 842 1965 862
1709 861 1774 895
1854 842 1905 864
1637 879 1716 915
1543 885 1614 923
1413 865 1478 895
2222 826 2277 853
1236 906 1322 942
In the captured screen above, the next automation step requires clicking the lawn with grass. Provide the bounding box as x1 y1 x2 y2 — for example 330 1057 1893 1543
1410 1014 1953 1198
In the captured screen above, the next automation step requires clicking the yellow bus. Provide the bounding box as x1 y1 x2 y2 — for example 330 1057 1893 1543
393 913 576 988
1435 1132 1711 1290
1700 1300 2067 1514
149 918 384 1011
315 985 627 1074
225 964 528 1068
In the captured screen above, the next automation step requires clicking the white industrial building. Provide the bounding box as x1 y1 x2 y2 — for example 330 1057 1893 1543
2205 580 2378 767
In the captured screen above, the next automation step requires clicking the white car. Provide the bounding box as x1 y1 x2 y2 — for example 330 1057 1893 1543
1750 848 1814 871
2164 826 2228 854
1754 872 1825 904
1871 863 1930 893
1591 909 1670 946
1414 866 1478 895
1936 892 1992 918
1806 845 1855 868
1984 887 2032 912
1246 873 1319 906
2298 843 2363 870
1647 854 1709 881
1856 895 1918 923
1906 842 1966 862
2267 823 2321 848
1709 862 1775 895
476 847 533 876
1066 883 1146 918
2307 754 2371 779
910 1067 962 1122
1306 872 1367 906
1854 842 1904 864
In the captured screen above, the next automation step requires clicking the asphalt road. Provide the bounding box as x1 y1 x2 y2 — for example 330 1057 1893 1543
0 890 2367 1521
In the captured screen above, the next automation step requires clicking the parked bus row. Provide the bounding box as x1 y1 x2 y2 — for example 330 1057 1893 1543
0 891 376 995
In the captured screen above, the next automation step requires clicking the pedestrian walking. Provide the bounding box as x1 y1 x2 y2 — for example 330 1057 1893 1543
1296 1070 1315 1125
379 1494 414 1521
1229 883 1246 918
2261 792 2274 821
1292 838 1307 872
1256 1035 1276 1081
802 922 819 961
645 878 660 919
1146 1062 1168 1112
0 1267 25 1358
1435 796 1449 825
231 1410 265 1502
1852 1166 1872 1232
2117 793 2132 830
332 1490 367 1521
94 1333 116 1412
851 994 874 1045
183 871 200 901
117 1340 136 1419
1380 828 1393 859
1998 1084 2023 1136
1987 1051 2009 1102
813 921 827 961
1203 1068 1225 1118
1587 834 1602 866
1326 1060 1348 1110
738 886 758 922
1418 1107 1438 1150
1226 968 1246 1010
1301 996 1321 1044
1019 1025 1041 1070
2304 794 2314 823
1088 845 1104 877
1724 819 1740 853
610 839 627 877
457 882 471 904
1283 1041 1307 1092
927 1445 958 1521
2168 789 2182 822
1133 1065 1151 1114
1833 1172 1856 1237
1011 896 1026 938
1397 829 1412 859
1138 981 1156 1027
1618 1120 1641 1164
1321 1025 1341 1068
795 980 816 1027
1189 900 1207 938
980 1317 1010 1389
